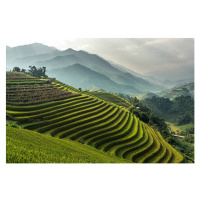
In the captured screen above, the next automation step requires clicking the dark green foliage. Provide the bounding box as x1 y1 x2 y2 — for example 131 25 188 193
21 69 26 73
12 67 21 72
168 136 194 163
6 122 20 129
141 95 194 125
183 134 194 143
12 66 48 78
27 66 48 78
140 112 149 123
127 97 167 132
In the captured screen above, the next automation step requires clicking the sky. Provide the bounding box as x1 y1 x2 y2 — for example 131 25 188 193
6 38 194 77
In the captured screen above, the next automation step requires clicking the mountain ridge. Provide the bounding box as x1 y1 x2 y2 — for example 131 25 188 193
6 43 165 95
47 63 142 94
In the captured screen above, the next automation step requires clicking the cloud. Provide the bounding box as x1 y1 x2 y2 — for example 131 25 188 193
58 38 193 76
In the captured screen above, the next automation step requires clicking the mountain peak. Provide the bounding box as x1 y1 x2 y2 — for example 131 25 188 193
65 48 76 52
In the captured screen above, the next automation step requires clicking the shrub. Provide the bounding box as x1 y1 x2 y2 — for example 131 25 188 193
6 122 20 129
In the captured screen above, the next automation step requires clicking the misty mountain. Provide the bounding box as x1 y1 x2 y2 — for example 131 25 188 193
135 92 159 100
7 43 58 66
36 55 81 68
47 64 141 94
143 66 194 82
156 82 194 99
172 82 194 93
107 60 143 78
6 43 166 95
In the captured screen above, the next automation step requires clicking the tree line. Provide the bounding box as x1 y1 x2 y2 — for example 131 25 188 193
12 66 48 78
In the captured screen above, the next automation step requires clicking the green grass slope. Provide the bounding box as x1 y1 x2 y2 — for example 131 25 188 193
7 126 129 163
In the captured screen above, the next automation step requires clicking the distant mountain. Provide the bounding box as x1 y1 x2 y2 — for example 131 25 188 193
107 60 143 78
156 82 194 99
173 82 194 94
6 43 58 67
6 43 166 95
38 48 165 93
7 43 57 58
161 88 192 99
143 66 194 83
135 92 159 100
36 55 80 68
47 64 141 94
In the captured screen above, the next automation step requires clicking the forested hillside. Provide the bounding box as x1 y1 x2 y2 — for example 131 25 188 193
141 96 194 125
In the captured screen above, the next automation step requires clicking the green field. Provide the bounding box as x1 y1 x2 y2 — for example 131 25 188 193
6 73 184 163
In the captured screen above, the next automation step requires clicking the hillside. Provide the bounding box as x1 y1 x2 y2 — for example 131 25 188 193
83 91 131 108
172 82 194 96
47 64 141 95
141 96 194 125
135 92 159 100
6 71 36 79
156 82 194 99
6 73 184 163
107 60 143 78
161 88 192 99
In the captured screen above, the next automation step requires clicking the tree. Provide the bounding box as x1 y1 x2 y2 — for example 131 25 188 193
28 66 37 77
140 112 149 123
132 97 139 103
42 67 46 75
21 69 26 73
12 67 21 72
27 66 48 78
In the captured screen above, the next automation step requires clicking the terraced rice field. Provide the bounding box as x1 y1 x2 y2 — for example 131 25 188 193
6 71 36 79
6 80 79 105
6 76 183 163
83 91 131 108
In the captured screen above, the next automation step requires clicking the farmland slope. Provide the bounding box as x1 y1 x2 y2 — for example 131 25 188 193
6 73 183 163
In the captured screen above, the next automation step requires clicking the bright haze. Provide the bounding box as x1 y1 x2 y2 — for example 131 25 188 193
7 38 194 81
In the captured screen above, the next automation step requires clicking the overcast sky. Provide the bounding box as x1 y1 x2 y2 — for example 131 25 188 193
7 38 194 75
